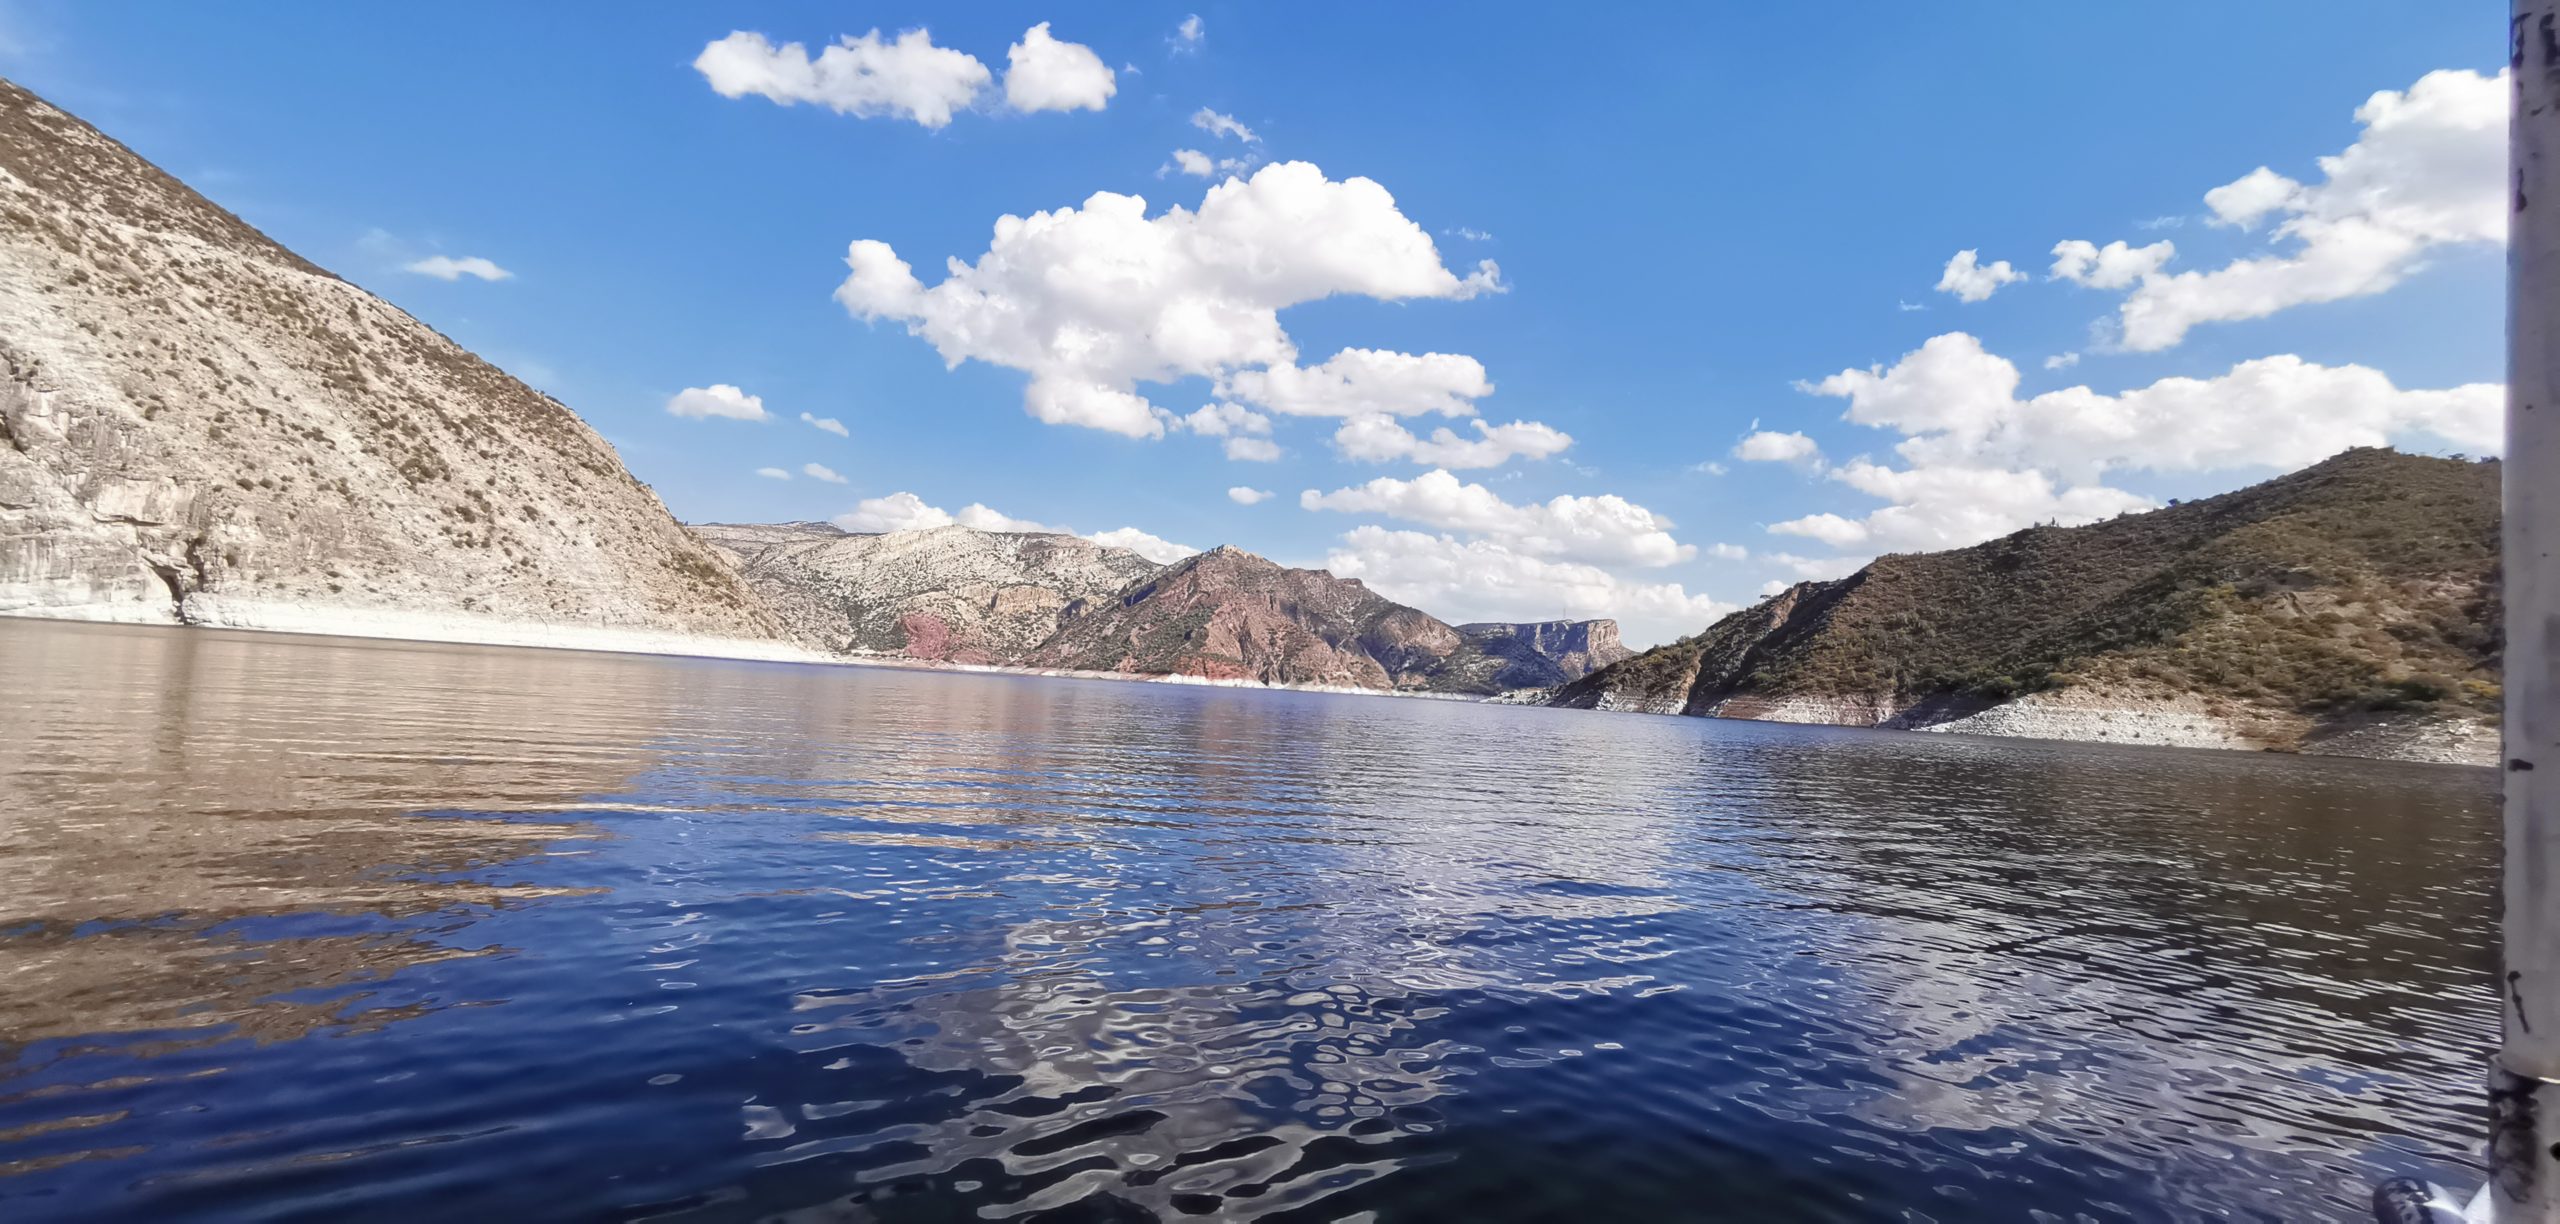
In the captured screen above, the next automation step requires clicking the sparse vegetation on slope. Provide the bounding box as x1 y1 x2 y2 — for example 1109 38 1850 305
1557 449 2500 750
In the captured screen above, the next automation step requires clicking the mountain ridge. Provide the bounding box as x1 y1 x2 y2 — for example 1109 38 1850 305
690 525 1630 695
1550 448 2500 763
0 77 2507 762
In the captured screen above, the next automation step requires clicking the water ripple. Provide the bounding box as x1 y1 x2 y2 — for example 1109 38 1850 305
0 620 2502 1222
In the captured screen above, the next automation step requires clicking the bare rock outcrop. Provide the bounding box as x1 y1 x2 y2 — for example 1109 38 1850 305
0 76 787 652
699 523 1162 662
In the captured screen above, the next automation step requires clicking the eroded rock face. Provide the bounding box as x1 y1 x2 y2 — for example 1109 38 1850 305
689 521 845 566
1024 545 1492 691
1456 619 1632 689
0 77 782 645
696 524 1162 663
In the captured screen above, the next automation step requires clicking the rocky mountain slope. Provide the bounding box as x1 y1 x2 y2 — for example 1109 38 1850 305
1022 545 1505 691
692 521 1634 694
690 520 846 566
1552 449 2501 763
695 523 1161 662
1458 619 1632 689
0 77 792 654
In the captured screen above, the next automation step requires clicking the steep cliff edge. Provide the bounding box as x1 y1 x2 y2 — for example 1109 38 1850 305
1554 449 2501 764
0 77 793 655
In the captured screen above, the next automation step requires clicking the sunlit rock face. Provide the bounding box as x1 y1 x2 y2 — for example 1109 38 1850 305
0 78 784 647
696 523 1163 663
1024 545 1479 692
701 526 1631 696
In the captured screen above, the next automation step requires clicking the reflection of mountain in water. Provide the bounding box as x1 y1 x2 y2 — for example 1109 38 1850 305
0 621 697 1044
1692 728 2497 1196
0 618 2505 1221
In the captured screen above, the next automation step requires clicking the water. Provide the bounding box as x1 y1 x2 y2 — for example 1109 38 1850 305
0 619 2502 1222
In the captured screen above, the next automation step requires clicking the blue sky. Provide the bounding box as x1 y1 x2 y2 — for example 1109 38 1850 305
0 3 2503 645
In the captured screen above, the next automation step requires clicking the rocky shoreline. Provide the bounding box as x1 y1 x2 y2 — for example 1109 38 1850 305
1536 679 2496 767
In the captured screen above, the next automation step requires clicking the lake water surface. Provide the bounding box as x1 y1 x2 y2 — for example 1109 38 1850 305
0 619 2504 1221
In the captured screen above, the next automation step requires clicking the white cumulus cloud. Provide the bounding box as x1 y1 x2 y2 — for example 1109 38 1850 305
1765 513 1869 548
404 255 511 282
1168 148 1214 177
835 492 952 533
1810 331 2499 481
1332 416 1572 469
755 466 792 480
1935 249 2025 302
1089 527 1198 563
801 411 849 436
693 28 991 128
2072 68 2504 351
833 492 1060 534
828 491 1185 560
955 504 1064 533
2048 239 2174 289
666 384 769 421
1324 527 1732 651
1220 348 1497 418
1764 331 2501 556
1301 469 1693 568
1228 486 1273 505
1765 551 1869 582
2205 166 2305 229
1191 107 1257 143
802 462 848 484
1003 23 1114 113
1180 403 1285 461
1181 402 1272 437
834 162 1505 439
1732 429 1821 466
1172 14 1204 51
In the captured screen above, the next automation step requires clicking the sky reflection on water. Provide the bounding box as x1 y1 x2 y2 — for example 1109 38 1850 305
0 619 2502 1221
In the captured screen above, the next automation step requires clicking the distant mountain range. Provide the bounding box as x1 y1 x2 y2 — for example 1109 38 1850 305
1550 448 2500 763
0 76 2502 762
695 521 1158 663
690 525 1632 695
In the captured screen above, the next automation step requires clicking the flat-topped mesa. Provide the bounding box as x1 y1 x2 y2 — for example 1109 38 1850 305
689 522 1160 663
0 76 788 652
1553 448 2502 764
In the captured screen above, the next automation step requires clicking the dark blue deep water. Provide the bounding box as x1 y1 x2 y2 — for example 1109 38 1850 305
0 619 2504 1221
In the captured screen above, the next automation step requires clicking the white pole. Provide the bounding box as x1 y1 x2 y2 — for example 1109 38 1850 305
2498 4 2560 1220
